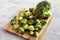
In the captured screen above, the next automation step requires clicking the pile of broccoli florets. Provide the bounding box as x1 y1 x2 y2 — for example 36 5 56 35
10 1 51 37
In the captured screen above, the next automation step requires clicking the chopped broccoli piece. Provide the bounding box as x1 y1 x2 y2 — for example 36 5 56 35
20 19 28 24
42 12 51 19
29 8 34 13
19 27 25 34
28 18 37 25
14 16 18 21
43 13 50 19
23 13 29 19
36 19 40 23
35 27 39 31
28 25 34 31
10 19 15 25
19 12 24 17
40 20 46 26
29 15 34 19
10 16 18 25
35 23 42 31
30 31 34 35
13 25 19 30
34 31 38 37
18 17 23 20
28 19 34 25
23 24 28 29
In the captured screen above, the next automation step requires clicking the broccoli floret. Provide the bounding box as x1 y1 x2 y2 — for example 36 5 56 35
23 24 28 29
34 31 38 37
19 27 25 34
29 8 34 13
43 13 50 19
20 19 28 24
28 19 34 25
28 18 37 25
23 13 29 19
10 16 19 30
28 25 34 31
13 24 19 30
10 16 18 25
35 23 42 31
40 20 46 26
36 1 51 18
30 31 34 35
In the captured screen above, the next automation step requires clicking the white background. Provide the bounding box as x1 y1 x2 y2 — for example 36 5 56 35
0 0 60 40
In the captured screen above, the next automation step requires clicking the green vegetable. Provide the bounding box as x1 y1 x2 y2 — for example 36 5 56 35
10 19 15 25
10 16 19 30
36 19 40 23
19 12 24 17
30 31 34 35
18 17 23 20
23 13 29 19
28 19 34 25
43 12 51 19
28 18 37 25
26 12 32 16
20 19 27 24
47 13 50 18
14 16 18 20
29 15 34 19
32 17 37 25
44 13 50 18
35 27 39 31
23 24 28 29
28 25 34 31
40 20 46 26
19 27 25 34
34 31 38 36
13 25 19 30
36 1 51 18
35 23 42 31
10 16 18 25
29 8 34 13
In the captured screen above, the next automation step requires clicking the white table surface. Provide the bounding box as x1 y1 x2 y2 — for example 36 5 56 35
0 0 60 40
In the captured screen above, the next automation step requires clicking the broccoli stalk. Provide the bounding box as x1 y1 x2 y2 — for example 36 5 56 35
36 1 51 18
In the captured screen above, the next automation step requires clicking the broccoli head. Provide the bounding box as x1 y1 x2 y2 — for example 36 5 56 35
36 1 51 18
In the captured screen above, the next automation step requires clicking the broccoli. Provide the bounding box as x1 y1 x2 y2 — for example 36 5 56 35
28 25 34 31
13 25 19 30
29 15 34 19
30 31 34 35
34 31 38 37
28 18 37 25
10 16 19 29
40 20 46 26
43 13 50 19
35 23 42 31
28 19 34 25
29 8 34 13
23 24 28 29
23 13 29 19
36 1 51 18
20 19 28 24
10 16 18 25
19 27 25 34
